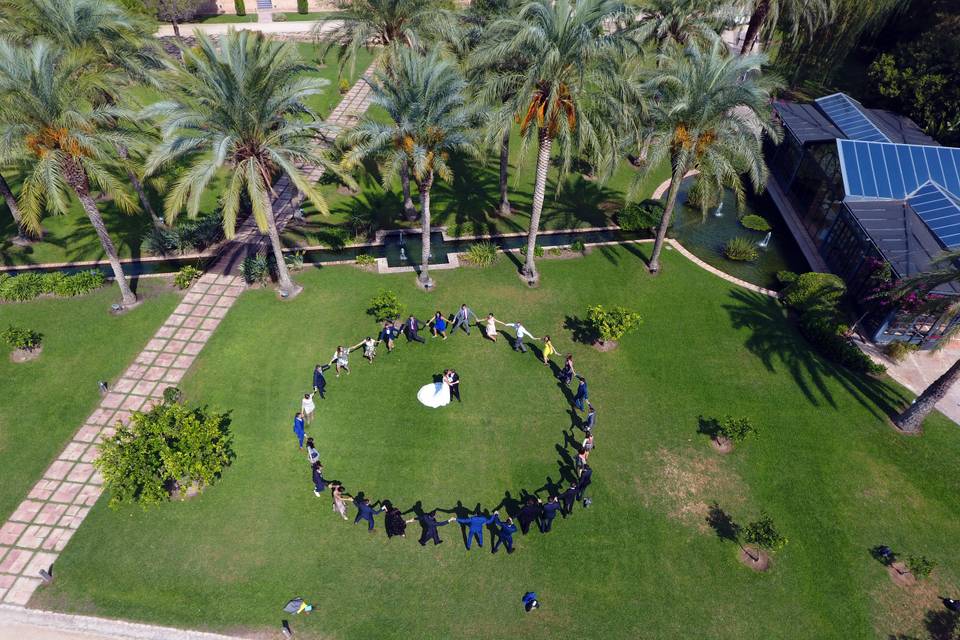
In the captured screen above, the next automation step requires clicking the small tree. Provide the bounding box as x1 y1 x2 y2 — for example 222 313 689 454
907 555 936 580
367 290 405 322
715 416 758 446
742 512 787 561
2 326 42 351
235 0 246 16
586 305 642 345
148 0 205 39
297 0 309 13
95 402 233 509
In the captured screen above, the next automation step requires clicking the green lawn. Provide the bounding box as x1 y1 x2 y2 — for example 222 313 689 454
0 44 373 268
32 249 960 639
0 279 181 522
281 12 335 21
187 14 258 24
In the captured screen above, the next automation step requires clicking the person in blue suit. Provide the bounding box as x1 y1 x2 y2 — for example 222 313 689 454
456 509 496 549
354 496 385 532
293 412 306 449
574 376 588 411
491 513 517 554
539 495 562 532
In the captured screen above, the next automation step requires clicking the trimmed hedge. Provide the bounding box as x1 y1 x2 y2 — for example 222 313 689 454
0 270 106 302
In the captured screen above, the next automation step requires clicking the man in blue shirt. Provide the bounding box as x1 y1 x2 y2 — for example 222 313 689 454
292 412 305 449
354 497 385 532
491 513 517 554
539 495 562 532
456 509 496 550
574 376 589 411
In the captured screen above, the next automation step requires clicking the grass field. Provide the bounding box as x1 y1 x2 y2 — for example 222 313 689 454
30 248 960 640
0 280 181 523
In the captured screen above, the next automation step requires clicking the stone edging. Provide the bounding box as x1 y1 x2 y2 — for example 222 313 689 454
0 603 240 640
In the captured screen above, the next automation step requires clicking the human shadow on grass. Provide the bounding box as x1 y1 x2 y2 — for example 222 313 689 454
723 289 906 420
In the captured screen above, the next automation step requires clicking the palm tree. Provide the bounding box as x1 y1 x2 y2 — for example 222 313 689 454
145 31 341 298
474 0 634 282
737 0 832 56
317 0 452 221
0 41 139 304
0 160 31 243
0 0 168 229
885 252 960 433
635 0 737 52
640 40 782 273
343 47 479 288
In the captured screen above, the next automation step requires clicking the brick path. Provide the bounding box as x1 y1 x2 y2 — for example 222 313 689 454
210 67 375 275
0 273 243 606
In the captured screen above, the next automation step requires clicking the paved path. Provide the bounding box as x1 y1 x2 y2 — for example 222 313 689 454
210 65 375 275
0 604 239 640
0 273 243 606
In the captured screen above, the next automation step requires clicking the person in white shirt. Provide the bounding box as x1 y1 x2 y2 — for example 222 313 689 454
508 322 539 353
301 392 316 424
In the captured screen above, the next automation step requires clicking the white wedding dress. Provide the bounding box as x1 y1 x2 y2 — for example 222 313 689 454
417 379 451 408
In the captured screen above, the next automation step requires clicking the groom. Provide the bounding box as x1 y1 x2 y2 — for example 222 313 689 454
448 369 461 402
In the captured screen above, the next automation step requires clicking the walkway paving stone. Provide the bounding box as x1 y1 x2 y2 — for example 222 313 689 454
0 273 244 606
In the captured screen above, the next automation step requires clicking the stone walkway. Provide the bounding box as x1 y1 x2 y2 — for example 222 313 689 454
0 273 243 606
210 66 375 275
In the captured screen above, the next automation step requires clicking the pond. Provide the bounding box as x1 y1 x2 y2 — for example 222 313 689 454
668 180 809 289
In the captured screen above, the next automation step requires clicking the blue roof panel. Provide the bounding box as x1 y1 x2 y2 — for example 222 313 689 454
816 93 891 143
839 140 960 202
908 182 960 249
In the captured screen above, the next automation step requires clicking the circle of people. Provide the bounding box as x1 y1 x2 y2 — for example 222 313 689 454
291 304 597 554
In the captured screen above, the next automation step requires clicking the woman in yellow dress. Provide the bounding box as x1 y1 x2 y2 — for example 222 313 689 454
541 335 557 365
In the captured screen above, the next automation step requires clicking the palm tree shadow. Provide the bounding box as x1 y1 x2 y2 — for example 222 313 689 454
723 289 908 420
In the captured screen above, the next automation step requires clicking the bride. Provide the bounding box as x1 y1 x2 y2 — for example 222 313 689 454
417 370 452 408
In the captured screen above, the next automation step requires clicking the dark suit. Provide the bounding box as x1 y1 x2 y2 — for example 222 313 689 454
560 486 577 516
492 515 517 553
417 513 448 546
449 372 461 402
404 317 426 343
539 500 561 532
312 368 326 398
576 467 592 500
517 502 540 535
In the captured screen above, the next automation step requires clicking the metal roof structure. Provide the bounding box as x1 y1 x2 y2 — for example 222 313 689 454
837 139 960 201
772 102 844 144
816 93 891 143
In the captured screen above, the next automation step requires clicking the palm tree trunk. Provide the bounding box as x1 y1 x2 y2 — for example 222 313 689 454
116 144 164 229
498 128 511 216
418 171 434 287
893 357 960 433
171 18 181 40
740 0 770 56
523 128 553 281
264 199 298 297
648 165 684 273
0 172 34 241
400 159 418 221
63 160 136 305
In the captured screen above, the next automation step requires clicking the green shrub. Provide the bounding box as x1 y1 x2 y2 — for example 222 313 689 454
519 244 544 258
163 386 183 405
740 214 772 232
339 78 350 94
367 289 405 322
240 252 270 285
59 270 106 297
618 199 665 231
776 270 798 286
297 0 308 13
95 402 233 509
355 253 376 266
884 340 918 363
40 271 68 294
284 251 305 272
272 12 287 21
586 304 642 343
799 314 886 375
907 555 936 580
571 239 586 252
234 0 246 16
173 266 203 290
549 247 562 256
781 272 846 312
0 272 44 301
2 326 42 350
743 513 787 552
715 415 758 443
723 237 759 262
464 242 498 267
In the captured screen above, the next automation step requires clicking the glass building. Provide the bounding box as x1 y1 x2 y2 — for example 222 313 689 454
766 93 960 348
